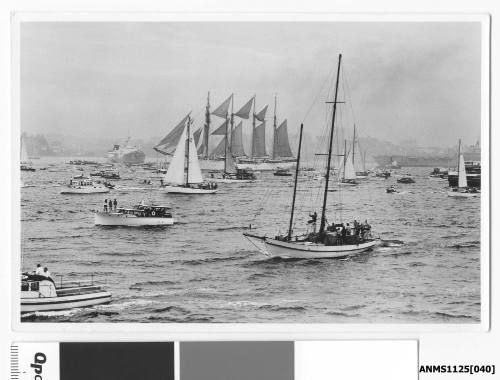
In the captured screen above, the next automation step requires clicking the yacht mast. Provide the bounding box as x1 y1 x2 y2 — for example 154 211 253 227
352 124 356 167
204 92 211 159
319 54 342 234
288 123 303 240
186 116 191 186
273 94 277 160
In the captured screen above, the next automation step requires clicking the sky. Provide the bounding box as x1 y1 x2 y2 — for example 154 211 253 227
20 21 482 147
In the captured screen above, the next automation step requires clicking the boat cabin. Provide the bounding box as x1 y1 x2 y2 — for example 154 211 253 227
69 177 94 187
115 205 173 218
21 274 57 298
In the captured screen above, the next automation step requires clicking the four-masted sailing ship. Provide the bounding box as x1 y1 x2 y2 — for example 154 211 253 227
244 54 378 259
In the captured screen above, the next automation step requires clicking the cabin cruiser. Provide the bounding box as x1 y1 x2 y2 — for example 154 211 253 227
95 203 174 226
211 168 257 183
397 175 415 184
386 185 398 193
375 170 391 179
273 168 292 177
21 272 111 313
61 175 110 194
90 169 120 179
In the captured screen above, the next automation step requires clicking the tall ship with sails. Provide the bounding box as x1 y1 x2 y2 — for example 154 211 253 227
107 137 146 165
154 92 295 172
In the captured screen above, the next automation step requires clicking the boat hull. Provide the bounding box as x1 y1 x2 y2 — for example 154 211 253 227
212 178 256 183
21 291 111 313
163 185 218 194
236 161 295 171
263 238 377 259
447 190 479 198
61 187 110 194
94 212 174 226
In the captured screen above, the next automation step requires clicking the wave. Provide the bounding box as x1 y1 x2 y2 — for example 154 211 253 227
447 241 480 249
152 305 189 313
129 280 177 289
258 304 306 312
432 311 475 320
380 239 405 247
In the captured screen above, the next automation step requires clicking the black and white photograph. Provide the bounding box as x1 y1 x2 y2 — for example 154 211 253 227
16 19 488 323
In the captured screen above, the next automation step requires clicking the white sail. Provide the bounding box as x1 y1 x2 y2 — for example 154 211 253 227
164 125 187 185
187 128 204 184
343 152 356 180
20 137 29 163
458 153 467 188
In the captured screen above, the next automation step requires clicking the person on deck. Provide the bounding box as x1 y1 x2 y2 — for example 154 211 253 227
43 267 51 278
108 199 113 211
104 199 108 212
35 264 44 275
346 223 351 236
113 199 117 211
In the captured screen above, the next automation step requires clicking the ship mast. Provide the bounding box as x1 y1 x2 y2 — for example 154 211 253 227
288 123 303 240
273 94 277 160
352 124 356 167
319 54 342 235
204 92 211 159
186 115 191 186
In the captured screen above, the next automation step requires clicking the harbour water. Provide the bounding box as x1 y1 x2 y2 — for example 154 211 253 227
20 158 481 323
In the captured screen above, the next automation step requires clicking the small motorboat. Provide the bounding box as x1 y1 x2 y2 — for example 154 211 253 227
21 273 111 313
375 170 391 179
397 175 415 184
386 185 398 193
273 168 292 176
20 164 36 172
95 203 174 226
340 178 359 186
61 176 110 194
212 168 257 183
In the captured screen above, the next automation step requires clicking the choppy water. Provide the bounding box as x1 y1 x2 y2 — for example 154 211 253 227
20 158 481 323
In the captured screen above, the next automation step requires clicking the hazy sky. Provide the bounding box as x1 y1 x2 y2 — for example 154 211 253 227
20 22 482 146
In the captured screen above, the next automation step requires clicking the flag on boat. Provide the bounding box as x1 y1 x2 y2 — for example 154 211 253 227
212 94 233 118
234 97 254 119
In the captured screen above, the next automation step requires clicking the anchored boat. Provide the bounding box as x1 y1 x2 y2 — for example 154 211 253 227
244 54 378 259
21 273 111 313
61 175 110 194
95 203 174 226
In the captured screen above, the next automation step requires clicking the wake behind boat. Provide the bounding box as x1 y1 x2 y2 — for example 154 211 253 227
21 272 111 313
94 202 174 226
244 55 378 259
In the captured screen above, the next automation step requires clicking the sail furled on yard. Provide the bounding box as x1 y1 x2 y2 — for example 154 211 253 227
154 115 190 155
273 119 293 158
252 122 267 157
164 125 187 185
211 120 228 136
234 97 254 119
212 94 233 118
255 105 268 122
231 121 246 157
458 154 467 188
187 128 204 184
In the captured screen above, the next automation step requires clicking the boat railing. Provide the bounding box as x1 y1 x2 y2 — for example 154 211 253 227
56 273 107 290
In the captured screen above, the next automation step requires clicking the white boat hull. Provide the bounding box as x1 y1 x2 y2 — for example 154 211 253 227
21 291 111 313
94 212 174 226
263 238 377 259
61 187 110 194
163 185 218 194
447 191 479 198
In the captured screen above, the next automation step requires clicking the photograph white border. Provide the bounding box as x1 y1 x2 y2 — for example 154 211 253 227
10 12 491 338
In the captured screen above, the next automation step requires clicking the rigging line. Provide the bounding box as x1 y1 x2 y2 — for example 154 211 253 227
301 61 337 123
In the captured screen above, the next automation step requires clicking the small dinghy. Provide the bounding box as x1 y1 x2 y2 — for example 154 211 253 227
95 202 174 226
21 273 111 313
61 176 110 194
447 139 480 198
386 185 398 193
273 168 292 176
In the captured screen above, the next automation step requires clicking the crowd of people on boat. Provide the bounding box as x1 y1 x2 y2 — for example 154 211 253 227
325 219 372 241
103 198 118 212
22 264 55 285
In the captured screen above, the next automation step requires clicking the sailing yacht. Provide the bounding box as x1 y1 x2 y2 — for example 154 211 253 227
162 114 218 194
447 139 480 198
339 140 358 186
244 54 378 259
20 137 35 172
